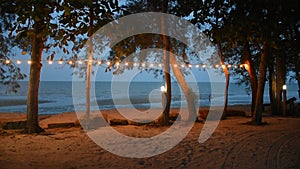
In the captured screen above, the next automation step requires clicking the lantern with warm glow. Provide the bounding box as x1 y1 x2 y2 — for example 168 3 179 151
282 84 287 116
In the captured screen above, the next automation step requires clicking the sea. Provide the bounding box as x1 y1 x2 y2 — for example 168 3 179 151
0 81 299 115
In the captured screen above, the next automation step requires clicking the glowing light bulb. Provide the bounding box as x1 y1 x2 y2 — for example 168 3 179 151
27 60 32 65
48 60 53 64
5 60 10 64
58 60 63 64
106 61 111 66
125 62 129 66
195 65 199 68
16 60 22 64
202 64 206 68
174 64 178 67
150 63 154 67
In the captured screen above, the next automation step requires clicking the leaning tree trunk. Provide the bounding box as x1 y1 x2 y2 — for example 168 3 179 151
243 42 257 116
26 24 44 134
252 42 269 125
217 41 229 119
157 0 171 126
170 46 197 122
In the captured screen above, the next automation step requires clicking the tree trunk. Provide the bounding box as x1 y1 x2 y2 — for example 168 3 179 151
268 64 277 115
157 0 171 126
217 41 229 119
243 42 257 116
25 24 44 133
252 42 269 124
274 56 286 115
170 46 197 122
85 9 94 129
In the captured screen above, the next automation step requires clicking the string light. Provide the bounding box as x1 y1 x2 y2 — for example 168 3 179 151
5 60 10 64
77 60 83 64
0 58 250 72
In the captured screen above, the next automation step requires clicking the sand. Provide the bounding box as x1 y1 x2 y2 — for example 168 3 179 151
0 106 299 169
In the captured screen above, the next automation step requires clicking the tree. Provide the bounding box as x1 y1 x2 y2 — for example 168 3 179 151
0 1 63 133
156 0 171 125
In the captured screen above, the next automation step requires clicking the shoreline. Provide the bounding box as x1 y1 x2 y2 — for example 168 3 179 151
0 104 252 114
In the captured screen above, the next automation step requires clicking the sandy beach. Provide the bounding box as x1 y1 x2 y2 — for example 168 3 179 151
0 106 299 169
